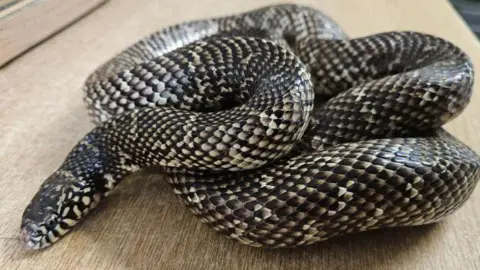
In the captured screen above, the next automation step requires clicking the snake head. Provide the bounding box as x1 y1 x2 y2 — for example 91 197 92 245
20 170 101 249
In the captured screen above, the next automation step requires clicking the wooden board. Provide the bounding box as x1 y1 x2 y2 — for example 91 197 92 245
1 0 480 269
0 0 108 67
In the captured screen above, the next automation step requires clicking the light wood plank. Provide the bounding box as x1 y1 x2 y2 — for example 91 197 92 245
0 0 108 66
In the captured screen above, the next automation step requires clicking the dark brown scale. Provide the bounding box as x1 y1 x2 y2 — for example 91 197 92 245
168 130 480 247
20 4 480 251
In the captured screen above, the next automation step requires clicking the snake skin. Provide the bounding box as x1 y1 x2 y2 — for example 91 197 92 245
20 4 480 249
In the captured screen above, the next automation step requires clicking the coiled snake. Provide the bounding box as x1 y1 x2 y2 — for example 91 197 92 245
20 4 480 249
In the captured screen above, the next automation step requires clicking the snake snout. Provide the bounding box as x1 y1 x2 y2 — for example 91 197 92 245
19 227 32 249
19 223 49 250
19 212 70 250
19 171 81 250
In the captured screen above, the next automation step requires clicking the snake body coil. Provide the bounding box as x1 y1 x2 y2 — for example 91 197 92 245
20 4 480 249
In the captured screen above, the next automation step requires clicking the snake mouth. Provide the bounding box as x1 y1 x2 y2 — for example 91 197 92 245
19 223 51 250
19 216 77 250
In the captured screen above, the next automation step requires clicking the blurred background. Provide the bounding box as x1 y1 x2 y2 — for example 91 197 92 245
451 0 480 38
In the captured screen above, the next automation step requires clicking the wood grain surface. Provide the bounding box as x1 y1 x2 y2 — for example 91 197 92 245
1 0 480 269
0 0 108 67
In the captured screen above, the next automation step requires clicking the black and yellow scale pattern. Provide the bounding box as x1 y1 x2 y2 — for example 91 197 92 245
20 4 480 249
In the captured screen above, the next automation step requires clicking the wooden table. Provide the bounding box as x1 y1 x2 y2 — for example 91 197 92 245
1 0 479 269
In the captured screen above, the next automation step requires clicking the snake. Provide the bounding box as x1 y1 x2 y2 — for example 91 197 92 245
19 4 480 249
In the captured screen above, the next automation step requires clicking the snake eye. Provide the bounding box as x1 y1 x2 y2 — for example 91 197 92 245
44 214 58 229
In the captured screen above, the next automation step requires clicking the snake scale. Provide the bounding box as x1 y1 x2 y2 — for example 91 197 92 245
20 4 480 249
